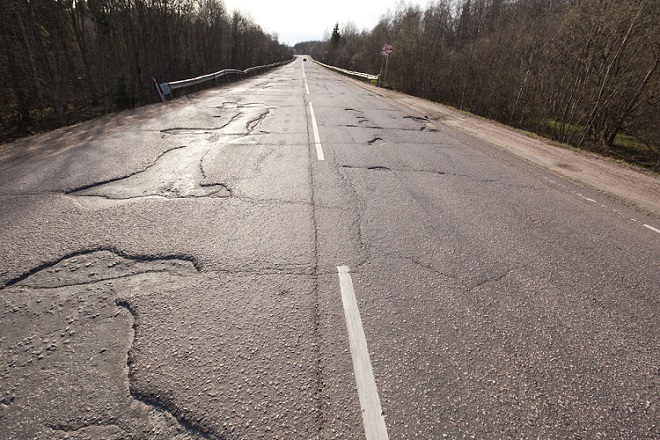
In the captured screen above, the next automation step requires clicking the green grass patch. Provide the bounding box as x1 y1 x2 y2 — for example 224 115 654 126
544 119 582 135
614 132 646 150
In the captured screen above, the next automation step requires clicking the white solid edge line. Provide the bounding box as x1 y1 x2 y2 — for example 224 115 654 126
309 102 324 160
305 80 310 95
337 266 389 440
643 224 660 234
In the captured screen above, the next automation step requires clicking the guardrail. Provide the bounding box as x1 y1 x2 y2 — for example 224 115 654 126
313 60 379 82
157 59 294 100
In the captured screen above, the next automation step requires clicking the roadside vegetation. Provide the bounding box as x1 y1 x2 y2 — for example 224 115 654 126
0 0 293 143
296 0 660 172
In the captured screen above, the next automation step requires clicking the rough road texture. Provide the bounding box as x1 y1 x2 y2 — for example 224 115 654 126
346 76 660 217
0 72 319 439
1 58 658 439
1 251 209 439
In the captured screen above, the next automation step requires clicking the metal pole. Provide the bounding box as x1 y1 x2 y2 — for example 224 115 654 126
383 54 389 88
378 54 385 87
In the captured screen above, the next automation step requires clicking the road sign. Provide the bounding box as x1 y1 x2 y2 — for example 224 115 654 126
378 45 393 87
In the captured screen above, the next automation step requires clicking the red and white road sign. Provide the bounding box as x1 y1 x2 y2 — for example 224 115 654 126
383 43 394 55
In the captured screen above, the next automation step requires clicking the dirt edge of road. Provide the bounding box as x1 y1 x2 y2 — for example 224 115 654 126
345 76 660 218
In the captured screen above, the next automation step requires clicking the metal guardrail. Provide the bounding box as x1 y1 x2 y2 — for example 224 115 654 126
158 59 294 99
313 60 379 82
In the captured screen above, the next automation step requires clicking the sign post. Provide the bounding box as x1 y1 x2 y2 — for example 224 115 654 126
378 44 394 88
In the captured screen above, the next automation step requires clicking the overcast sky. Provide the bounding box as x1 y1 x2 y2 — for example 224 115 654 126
222 0 429 46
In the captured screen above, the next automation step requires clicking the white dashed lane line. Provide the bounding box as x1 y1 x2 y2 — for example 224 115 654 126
644 224 660 234
577 194 597 203
572 190 660 234
302 60 309 94
303 61 322 159
337 266 389 440
309 102 324 161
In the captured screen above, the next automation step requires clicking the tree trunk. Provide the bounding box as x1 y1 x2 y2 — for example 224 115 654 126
27 0 66 125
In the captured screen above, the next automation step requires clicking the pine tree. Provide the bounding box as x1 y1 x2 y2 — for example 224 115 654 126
331 23 340 46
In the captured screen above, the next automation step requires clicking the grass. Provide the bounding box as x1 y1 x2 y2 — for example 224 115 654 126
615 132 646 150
538 119 658 172
545 118 582 135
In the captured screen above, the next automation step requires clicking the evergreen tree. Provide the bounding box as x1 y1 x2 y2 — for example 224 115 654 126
331 23 340 46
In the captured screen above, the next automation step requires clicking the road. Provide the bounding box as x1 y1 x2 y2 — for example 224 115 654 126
1 56 658 439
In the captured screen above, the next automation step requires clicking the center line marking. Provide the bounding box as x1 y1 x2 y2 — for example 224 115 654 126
309 102 324 160
302 61 309 94
337 266 389 440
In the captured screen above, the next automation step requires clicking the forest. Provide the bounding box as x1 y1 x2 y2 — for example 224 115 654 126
0 0 293 142
296 0 660 171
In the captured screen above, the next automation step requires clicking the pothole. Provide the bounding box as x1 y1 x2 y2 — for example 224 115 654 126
0 250 212 439
71 102 274 205
405 115 439 132
3 249 198 289
161 128 223 135
404 115 429 122
368 137 386 146
68 145 231 203
164 103 271 137
341 165 391 172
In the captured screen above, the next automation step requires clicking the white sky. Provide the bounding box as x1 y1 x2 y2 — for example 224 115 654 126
222 0 430 46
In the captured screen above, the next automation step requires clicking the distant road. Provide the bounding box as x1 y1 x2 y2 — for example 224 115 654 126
1 56 658 439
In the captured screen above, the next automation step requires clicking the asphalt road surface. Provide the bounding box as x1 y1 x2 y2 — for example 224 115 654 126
1 57 658 439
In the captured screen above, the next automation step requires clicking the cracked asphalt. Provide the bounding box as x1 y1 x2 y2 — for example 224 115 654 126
1 57 658 439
